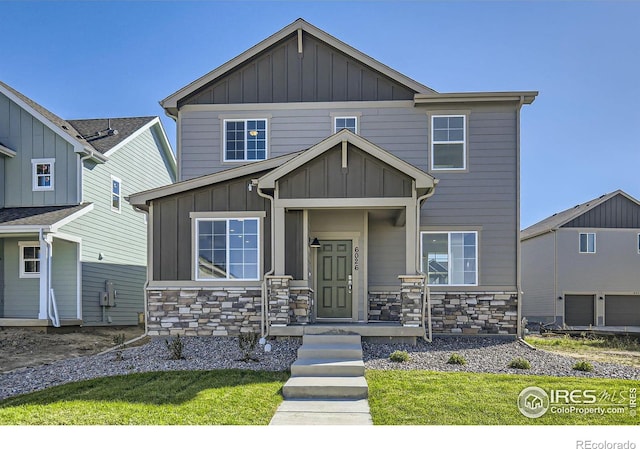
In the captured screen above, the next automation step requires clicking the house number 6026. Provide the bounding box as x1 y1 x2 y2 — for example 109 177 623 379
354 246 359 270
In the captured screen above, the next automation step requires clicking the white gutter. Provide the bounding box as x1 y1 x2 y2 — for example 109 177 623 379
516 95 525 339
255 179 275 339
416 183 438 343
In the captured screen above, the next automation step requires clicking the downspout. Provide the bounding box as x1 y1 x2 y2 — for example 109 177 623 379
516 95 525 340
416 184 437 342
39 229 59 327
255 180 275 338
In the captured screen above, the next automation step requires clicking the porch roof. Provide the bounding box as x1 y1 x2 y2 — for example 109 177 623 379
0 203 93 232
258 129 436 192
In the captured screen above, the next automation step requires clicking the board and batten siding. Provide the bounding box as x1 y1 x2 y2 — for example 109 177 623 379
521 232 556 320
179 32 415 107
0 158 5 207
2 237 39 318
60 125 175 325
0 92 79 207
152 173 272 281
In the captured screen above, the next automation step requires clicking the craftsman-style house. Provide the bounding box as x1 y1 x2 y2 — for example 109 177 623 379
129 19 537 340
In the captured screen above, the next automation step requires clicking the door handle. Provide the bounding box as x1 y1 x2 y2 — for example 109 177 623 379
348 274 352 294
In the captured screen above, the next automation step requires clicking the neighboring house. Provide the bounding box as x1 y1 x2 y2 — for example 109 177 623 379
129 18 537 340
521 190 640 328
0 81 177 327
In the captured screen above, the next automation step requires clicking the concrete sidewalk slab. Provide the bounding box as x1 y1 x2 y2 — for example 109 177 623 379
269 399 373 425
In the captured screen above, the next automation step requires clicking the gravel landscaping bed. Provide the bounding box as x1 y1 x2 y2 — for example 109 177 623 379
1 336 638 401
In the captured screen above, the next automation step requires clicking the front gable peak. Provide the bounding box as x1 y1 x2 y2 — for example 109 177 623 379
161 18 436 115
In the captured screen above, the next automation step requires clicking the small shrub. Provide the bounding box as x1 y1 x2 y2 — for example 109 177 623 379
238 332 260 362
447 353 466 365
389 350 410 363
165 335 185 360
508 357 531 370
573 360 594 372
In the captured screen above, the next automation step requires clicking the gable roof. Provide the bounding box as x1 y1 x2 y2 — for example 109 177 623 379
128 151 304 208
258 129 435 191
521 190 640 241
160 18 436 116
67 117 156 155
0 203 93 232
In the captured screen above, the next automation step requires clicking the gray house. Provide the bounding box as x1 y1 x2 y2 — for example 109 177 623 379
0 81 176 327
521 190 640 328
129 18 537 340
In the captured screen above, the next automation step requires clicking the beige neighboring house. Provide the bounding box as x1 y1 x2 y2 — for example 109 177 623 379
521 190 640 329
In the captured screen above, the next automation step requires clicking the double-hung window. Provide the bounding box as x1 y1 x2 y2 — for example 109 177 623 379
431 115 466 170
196 218 260 280
224 119 267 162
19 242 40 278
334 117 357 134
32 158 55 191
579 232 596 253
421 231 477 285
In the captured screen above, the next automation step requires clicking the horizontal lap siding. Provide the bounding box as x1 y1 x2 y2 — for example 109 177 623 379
421 108 518 288
51 238 78 320
521 234 556 317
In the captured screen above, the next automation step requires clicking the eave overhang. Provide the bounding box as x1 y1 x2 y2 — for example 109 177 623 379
414 91 538 106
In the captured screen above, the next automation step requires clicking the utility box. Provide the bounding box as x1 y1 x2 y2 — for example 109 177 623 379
99 280 117 307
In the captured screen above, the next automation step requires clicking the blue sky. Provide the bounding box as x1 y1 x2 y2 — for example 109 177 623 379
1 1 639 229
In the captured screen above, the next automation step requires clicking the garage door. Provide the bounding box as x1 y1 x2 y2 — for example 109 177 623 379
605 295 640 326
565 294 595 326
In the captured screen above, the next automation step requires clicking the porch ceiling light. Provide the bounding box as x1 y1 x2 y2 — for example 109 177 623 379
310 238 321 248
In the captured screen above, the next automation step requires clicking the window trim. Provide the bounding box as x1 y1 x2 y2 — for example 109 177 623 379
637 233 640 254
111 175 122 213
19 241 41 279
579 232 596 254
32 158 55 191
333 116 358 134
193 215 262 281
430 114 467 172
420 230 478 286
222 118 268 163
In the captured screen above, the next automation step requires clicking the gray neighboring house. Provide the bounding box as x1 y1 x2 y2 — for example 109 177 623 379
0 81 177 328
521 190 640 328
129 18 537 340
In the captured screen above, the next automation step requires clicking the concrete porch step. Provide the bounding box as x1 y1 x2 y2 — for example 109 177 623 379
301 333 362 345
282 376 369 400
290 357 365 377
297 343 363 360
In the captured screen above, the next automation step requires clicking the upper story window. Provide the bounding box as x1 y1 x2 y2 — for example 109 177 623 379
421 231 477 286
32 158 55 191
195 218 260 281
224 119 267 162
431 115 466 171
111 176 122 213
334 117 357 134
19 242 40 278
579 232 596 253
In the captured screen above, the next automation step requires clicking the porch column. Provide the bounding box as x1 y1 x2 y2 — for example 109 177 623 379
273 206 286 275
37 234 51 319
266 275 292 326
399 274 425 327
405 204 418 274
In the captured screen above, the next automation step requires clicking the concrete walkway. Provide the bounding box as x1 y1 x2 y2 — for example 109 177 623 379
269 398 373 425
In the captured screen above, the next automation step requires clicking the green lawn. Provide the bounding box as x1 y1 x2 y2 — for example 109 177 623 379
0 370 288 425
366 370 639 425
2 369 637 425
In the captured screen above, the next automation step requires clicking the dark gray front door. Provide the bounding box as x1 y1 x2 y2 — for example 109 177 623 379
317 240 352 319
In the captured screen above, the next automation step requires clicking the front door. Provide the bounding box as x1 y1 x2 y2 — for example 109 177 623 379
317 240 353 319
